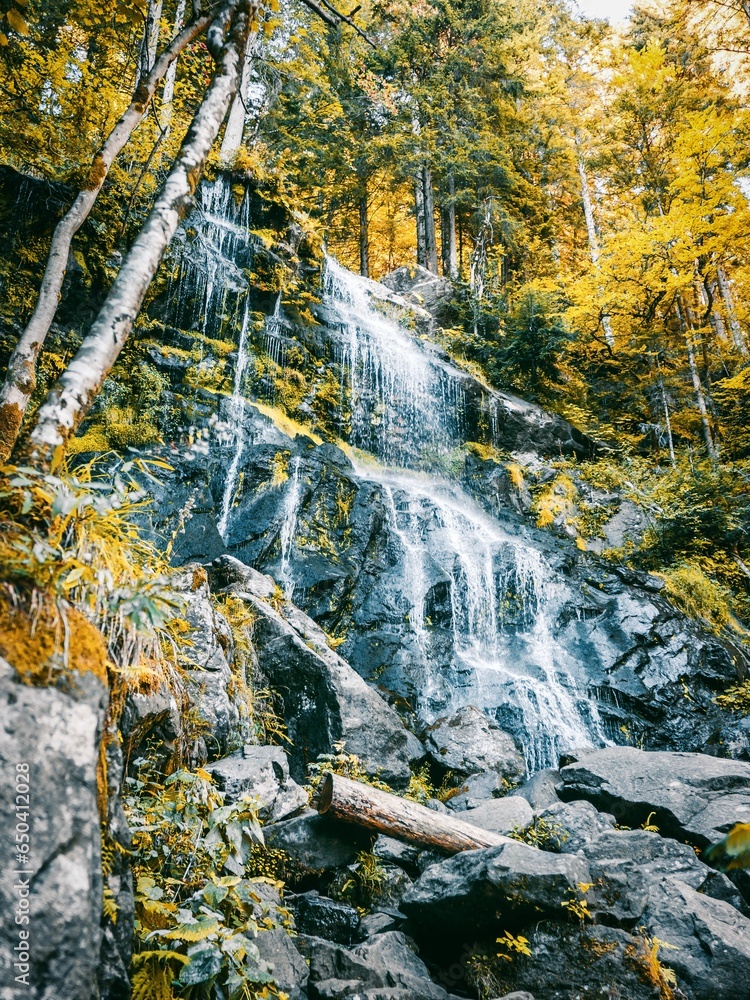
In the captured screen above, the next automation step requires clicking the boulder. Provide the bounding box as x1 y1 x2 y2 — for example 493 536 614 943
306 930 459 1000
217 565 411 787
0 655 107 1000
172 566 239 755
513 769 561 812
583 829 749 920
294 892 360 945
380 265 454 325
205 744 308 823
424 706 525 783
446 770 512 811
462 797 534 837
537 799 616 854
559 746 750 846
256 927 309 998
400 841 591 931
642 878 750 1000
264 809 370 870
372 835 422 875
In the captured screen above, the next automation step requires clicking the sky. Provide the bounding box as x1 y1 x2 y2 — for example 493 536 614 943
575 0 634 22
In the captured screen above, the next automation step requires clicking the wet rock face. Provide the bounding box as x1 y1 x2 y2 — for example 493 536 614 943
155 409 746 769
0 655 107 1000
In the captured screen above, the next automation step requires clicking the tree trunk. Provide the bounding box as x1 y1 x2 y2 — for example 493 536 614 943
675 297 718 462
317 773 510 853
414 173 427 267
28 1 256 471
0 7 214 463
659 377 676 467
219 27 258 161
359 187 370 278
422 164 438 274
159 0 187 133
443 171 458 280
140 0 164 77
577 151 614 349
716 265 748 355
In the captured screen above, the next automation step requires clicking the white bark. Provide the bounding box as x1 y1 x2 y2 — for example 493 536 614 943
140 0 164 78
0 7 213 462
159 0 187 132
659 378 676 467
29 1 256 470
717 265 747 355
577 152 615 349
219 29 258 161
414 173 427 267
675 297 718 462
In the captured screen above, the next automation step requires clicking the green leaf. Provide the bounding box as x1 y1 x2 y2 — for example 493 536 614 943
178 944 223 985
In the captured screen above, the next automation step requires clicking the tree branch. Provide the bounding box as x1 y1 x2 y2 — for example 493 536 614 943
298 0 377 47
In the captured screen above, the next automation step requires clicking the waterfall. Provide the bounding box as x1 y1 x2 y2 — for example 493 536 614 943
278 456 302 600
165 176 254 344
367 468 609 771
217 303 252 539
323 255 467 466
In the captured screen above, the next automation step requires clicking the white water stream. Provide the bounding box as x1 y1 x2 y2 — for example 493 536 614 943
365 468 608 771
180 188 607 769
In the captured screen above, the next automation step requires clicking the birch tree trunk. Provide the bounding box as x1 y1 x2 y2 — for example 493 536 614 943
659 377 676 467
0 8 213 462
675 296 719 462
140 0 164 77
159 0 187 133
577 151 615 349
219 28 259 161
716 265 748 355
28 0 256 471
422 164 439 274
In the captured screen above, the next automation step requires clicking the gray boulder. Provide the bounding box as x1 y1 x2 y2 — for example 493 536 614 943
513 768 561 812
218 564 411 787
307 930 459 1000
172 566 239 755
446 770 511 811
205 744 308 823
537 799 616 854
294 892 360 945
643 878 750 1000
401 841 591 931
264 809 370 870
255 927 309 998
424 706 525 783
559 746 750 846
0 655 107 1000
462 797 534 837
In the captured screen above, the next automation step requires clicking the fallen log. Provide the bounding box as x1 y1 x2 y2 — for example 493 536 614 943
317 772 511 853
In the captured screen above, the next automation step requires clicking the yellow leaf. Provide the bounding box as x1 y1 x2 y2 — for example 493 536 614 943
0 33 8 45
6 8 28 33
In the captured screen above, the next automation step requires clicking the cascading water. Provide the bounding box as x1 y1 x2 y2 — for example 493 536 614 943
168 187 608 770
323 256 467 466
278 456 302 600
217 304 252 539
367 469 609 771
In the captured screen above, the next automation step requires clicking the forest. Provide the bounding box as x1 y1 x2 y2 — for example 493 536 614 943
1 1 750 999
